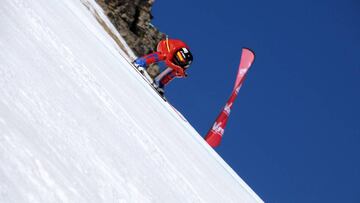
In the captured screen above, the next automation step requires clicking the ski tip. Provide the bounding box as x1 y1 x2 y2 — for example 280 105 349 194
242 47 255 54
242 47 256 61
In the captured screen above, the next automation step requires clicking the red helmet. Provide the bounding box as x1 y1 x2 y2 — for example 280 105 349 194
173 48 193 68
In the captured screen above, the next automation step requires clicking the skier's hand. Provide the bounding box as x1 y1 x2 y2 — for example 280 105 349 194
175 68 185 77
165 59 186 77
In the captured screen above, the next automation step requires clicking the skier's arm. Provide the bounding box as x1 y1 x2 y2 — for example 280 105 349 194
143 52 165 64
160 70 185 87
173 70 188 77
165 59 185 77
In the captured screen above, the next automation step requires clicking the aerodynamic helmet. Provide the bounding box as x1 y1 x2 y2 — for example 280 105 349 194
173 48 193 68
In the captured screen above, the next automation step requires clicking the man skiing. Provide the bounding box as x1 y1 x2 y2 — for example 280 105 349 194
134 37 193 95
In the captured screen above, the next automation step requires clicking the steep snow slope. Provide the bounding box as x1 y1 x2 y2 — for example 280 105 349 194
0 0 263 202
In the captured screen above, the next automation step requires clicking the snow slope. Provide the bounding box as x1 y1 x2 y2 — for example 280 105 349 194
0 0 263 202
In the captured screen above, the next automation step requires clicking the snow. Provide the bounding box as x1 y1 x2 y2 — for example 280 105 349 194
0 0 263 202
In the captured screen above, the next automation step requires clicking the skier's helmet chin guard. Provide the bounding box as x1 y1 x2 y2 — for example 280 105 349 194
173 48 193 68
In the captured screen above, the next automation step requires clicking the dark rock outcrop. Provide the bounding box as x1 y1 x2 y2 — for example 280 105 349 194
96 0 163 57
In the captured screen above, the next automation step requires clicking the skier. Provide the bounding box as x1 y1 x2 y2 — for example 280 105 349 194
134 38 193 95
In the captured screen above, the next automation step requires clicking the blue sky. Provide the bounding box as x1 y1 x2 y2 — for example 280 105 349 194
152 0 359 202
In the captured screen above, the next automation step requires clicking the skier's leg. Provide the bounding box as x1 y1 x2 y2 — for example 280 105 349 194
134 52 161 72
154 68 171 95
154 67 172 84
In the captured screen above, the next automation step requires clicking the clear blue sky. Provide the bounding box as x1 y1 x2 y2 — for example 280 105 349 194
152 0 359 202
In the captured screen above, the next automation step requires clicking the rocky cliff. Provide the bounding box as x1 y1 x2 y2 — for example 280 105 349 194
96 0 163 57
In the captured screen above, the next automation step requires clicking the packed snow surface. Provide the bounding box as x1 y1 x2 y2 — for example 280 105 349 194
0 0 263 202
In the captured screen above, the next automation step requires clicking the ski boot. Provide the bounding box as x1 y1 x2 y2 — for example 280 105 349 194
157 87 165 96
133 58 146 73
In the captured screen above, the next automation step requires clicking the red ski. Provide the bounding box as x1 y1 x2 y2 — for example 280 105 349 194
205 48 255 148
